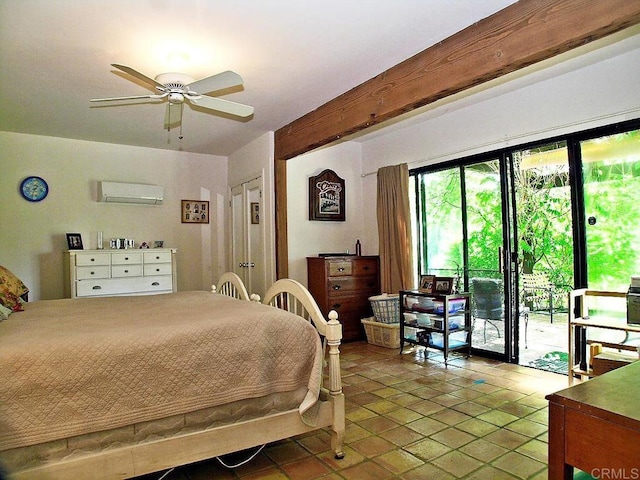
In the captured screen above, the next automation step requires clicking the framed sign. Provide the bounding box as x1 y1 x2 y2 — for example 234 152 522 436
181 200 209 224
309 169 345 221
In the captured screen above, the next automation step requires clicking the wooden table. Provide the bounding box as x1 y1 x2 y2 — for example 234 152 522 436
546 361 640 479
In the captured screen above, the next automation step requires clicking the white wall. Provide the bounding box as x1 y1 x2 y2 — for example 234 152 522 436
0 132 227 300
287 142 364 285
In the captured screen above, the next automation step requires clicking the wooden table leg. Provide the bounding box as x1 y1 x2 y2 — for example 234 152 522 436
548 401 573 480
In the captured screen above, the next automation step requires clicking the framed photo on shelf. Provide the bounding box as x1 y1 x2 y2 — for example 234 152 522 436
66 233 83 250
434 277 454 294
181 200 209 224
419 275 435 293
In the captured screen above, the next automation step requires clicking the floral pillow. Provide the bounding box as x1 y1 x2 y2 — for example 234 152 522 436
0 265 29 315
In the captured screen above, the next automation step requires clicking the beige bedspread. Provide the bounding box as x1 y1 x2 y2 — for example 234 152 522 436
0 291 323 451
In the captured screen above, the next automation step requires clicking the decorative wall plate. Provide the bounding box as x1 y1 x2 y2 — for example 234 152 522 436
20 176 49 202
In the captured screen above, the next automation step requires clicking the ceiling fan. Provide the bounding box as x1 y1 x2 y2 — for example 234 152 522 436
90 64 254 129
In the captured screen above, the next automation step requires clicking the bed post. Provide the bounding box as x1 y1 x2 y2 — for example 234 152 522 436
325 310 345 459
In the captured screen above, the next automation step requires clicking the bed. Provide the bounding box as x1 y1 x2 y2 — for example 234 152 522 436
0 275 344 480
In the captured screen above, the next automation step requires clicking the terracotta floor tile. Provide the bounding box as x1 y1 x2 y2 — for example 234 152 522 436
483 428 531 450
429 427 476 449
350 435 396 458
384 407 423 425
514 438 548 464
373 449 424 474
431 450 485 477
378 424 424 447
455 418 501 437
358 415 399 434
491 450 546 479
279 456 332 480
400 462 455 480
458 438 510 463
404 437 452 461
476 409 520 427
339 460 394 480
505 418 548 438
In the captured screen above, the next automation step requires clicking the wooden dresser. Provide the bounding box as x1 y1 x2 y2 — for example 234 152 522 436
65 248 177 298
307 255 380 341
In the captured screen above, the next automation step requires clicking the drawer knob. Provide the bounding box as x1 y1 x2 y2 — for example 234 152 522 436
338 267 344 272
155 256 160 260
90 258 95 262
363 266 370 271
332 285 341 290
124 270 129 273
125 257 129 261
332 303 341 309
92 285 102 290
156 268 160 272
152 282 160 286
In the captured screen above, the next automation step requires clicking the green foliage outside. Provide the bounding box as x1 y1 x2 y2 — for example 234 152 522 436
414 129 640 294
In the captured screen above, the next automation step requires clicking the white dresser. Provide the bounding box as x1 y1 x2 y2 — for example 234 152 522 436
65 248 177 298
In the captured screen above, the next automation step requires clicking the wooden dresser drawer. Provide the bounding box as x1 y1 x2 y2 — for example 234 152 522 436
328 261 352 276
76 265 110 280
328 276 380 294
144 251 172 264
144 263 173 276
111 264 144 278
75 253 110 266
111 252 143 265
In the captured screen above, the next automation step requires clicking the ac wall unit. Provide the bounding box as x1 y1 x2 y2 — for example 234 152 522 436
98 181 164 205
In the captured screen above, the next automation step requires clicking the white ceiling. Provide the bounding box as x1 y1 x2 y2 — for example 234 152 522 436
0 0 518 157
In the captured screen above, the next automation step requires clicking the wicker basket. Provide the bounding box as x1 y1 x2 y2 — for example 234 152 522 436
361 318 400 348
368 294 400 324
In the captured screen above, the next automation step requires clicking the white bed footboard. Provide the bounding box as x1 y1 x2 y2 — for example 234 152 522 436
262 278 345 458
211 272 251 301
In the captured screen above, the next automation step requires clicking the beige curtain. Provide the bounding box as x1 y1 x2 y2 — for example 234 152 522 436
376 164 414 293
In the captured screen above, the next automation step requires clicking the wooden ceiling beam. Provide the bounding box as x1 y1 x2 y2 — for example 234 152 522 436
274 0 640 161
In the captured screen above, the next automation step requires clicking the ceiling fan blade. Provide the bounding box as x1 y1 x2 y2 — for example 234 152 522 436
190 95 254 117
187 70 244 95
111 64 165 89
90 93 166 102
164 102 183 129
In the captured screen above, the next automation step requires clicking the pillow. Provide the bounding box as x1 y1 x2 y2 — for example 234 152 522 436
0 302 13 321
0 265 29 313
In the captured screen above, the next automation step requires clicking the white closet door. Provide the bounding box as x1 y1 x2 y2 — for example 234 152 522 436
230 177 265 298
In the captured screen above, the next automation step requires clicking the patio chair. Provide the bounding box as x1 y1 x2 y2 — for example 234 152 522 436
470 278 504 343
521 272 570 323
471 277 530 348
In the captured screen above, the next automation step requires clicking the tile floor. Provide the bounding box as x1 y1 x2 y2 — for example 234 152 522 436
140 340 570 480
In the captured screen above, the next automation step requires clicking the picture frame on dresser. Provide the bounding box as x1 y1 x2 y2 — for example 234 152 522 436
66 233 83 250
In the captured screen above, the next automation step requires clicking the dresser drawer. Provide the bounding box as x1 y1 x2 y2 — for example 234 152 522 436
75 253 110 266
328 276 379 294
144 251 172 264
144 263 172 276
76 265 110 280
352 258 379 276
111 264 143 278
328 261 352 276
111 252 143 265
76 276 173 297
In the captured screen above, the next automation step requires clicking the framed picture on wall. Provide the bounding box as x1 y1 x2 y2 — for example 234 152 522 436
251 202 260 224
181 200 210 224
309 169 345 221
66 233 84 250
